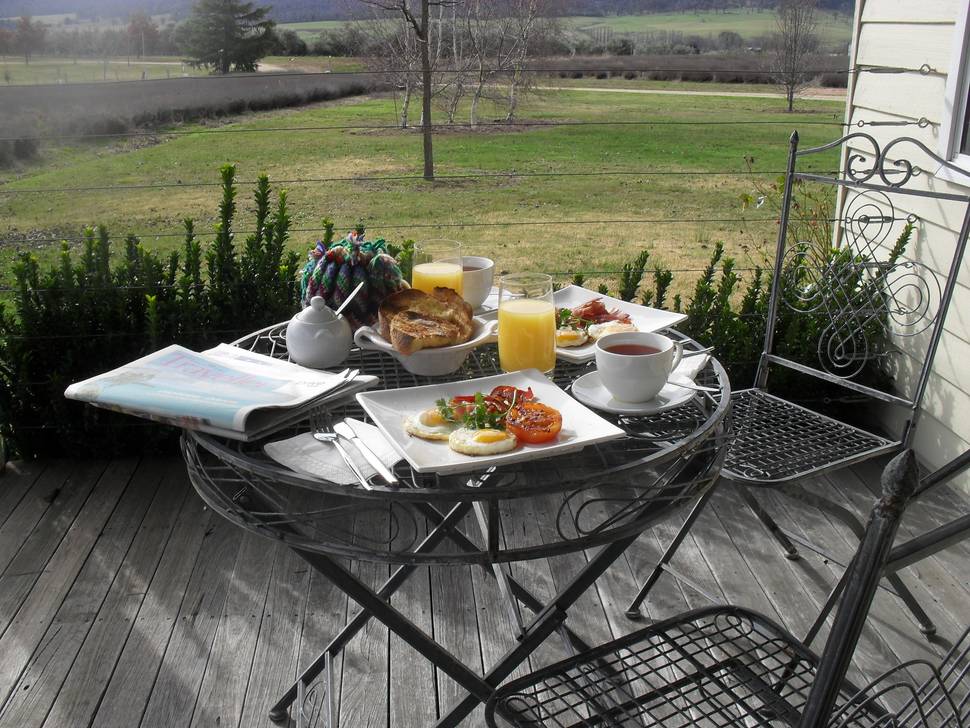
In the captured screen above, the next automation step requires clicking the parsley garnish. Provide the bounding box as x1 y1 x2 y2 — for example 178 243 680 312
435 397 455 423
434 389 520 430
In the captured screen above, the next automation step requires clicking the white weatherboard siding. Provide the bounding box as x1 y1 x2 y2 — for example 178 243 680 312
846 0 970 491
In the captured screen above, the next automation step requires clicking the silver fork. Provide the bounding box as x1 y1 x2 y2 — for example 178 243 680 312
313 430 373 490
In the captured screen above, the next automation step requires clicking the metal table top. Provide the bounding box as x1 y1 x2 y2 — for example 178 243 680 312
181 321 731 565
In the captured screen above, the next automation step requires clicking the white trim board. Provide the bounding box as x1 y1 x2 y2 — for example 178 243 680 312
937 1 970 184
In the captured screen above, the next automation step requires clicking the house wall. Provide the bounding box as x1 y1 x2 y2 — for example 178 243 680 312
845 0 970 491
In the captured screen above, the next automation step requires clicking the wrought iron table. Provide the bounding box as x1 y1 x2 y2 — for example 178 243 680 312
180 322 732 728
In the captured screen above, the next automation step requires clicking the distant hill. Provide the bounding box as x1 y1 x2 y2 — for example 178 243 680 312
1 0 853 23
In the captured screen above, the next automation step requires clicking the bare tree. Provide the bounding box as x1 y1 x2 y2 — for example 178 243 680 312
362 14 420 128
771 0 818 112
501 0 539 124
361 0 455 180
464 0 513 126
16 16 46 64
463 0 558 126
442 1 472 124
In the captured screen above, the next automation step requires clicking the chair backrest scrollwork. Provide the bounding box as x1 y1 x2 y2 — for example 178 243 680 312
756 132 970 446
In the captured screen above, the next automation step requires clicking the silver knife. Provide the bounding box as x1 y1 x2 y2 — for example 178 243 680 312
333 421 399 485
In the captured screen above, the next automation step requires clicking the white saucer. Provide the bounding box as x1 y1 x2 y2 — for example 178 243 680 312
570 370 697 415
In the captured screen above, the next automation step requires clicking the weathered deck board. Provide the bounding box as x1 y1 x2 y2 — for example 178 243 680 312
134 513 243 728
39 460 190 728
390 514 436 728
0 461 45 529
0 457 165 728
0 459 134 711
707 484 826 639
190 530 278 728
0 455 965 728
0 461 102 609
238 544 310 728
87 476 211 728
760 477 927 687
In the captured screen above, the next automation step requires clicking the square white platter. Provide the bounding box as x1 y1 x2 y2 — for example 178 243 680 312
356 368 626 476
479 285 687 364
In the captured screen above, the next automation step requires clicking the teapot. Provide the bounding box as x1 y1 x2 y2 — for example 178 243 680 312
285 296 353 369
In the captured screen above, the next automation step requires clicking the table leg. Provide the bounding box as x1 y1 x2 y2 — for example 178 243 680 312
625 486 717 619
293 543 496 702
270 500 473 722
472 500 525 637
434 524 659 728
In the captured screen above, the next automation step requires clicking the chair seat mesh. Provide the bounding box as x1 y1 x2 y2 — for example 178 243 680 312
723 390 896 484
487 607 876 728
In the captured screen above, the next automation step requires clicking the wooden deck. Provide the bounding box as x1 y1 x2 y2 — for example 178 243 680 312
0 455 967 728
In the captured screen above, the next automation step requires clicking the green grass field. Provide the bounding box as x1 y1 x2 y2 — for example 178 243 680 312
279 19 349 39
0 56 207 85
566 10 852 45
0 89 843 296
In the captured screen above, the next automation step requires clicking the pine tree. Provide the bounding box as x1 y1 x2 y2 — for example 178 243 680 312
178 0 277 74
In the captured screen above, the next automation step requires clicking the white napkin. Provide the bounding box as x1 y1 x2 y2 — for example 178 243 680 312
264 418 401 485
669 353 710 385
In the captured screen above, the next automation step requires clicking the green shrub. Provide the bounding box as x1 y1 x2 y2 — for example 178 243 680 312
0 164 301 458
602 224 913 412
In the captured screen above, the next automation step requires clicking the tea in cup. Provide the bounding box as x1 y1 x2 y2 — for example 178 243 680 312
595 332 683 403
460 256 495 309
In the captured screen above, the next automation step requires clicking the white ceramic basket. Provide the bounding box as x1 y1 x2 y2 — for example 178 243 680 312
353 317 497 376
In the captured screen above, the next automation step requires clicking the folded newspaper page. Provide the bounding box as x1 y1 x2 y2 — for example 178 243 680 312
65 343 375 440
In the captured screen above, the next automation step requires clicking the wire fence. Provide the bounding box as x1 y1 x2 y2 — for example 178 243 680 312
4 216 820 247
0 168 842 196
0 63 890 336
0 114 935 146
10 62 930 80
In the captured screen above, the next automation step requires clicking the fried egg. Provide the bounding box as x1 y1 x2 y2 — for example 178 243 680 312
587 321 638 340
404 408 456 441
448 427 517 456
555 326 589 348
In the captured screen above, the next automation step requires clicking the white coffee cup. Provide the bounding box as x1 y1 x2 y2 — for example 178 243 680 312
460 256 495 309
595 332 683 403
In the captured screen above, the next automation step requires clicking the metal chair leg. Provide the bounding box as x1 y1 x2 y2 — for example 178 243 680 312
778 482 938 638
625 487 717 620
736 484 800 560
885 572 937 636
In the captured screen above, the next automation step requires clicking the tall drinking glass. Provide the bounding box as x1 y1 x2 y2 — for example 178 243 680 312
497 273 556 374
411 239 463 296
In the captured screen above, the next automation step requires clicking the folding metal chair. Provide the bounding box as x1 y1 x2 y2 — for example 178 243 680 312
803 447 970 649
487 450 970 728
712 132 970 637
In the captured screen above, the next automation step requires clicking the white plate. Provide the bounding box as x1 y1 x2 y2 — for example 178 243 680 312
570 370 697 415
478 285 686 364
356 369 626 475
552 286 688 363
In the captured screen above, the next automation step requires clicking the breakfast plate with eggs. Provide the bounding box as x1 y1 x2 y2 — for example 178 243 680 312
550 286 687 364
356 369 625 475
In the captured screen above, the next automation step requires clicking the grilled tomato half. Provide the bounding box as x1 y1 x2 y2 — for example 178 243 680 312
505 402 562 444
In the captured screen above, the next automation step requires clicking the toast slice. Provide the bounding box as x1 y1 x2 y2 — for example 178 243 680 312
379 287 474 355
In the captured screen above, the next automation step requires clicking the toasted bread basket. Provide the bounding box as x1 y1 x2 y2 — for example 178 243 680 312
353 317 498 376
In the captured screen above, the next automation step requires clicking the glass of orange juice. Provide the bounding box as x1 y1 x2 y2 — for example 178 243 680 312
411 239 463 296
497 273 556 374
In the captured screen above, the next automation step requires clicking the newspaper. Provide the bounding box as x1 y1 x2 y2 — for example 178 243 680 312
64 343 375 441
